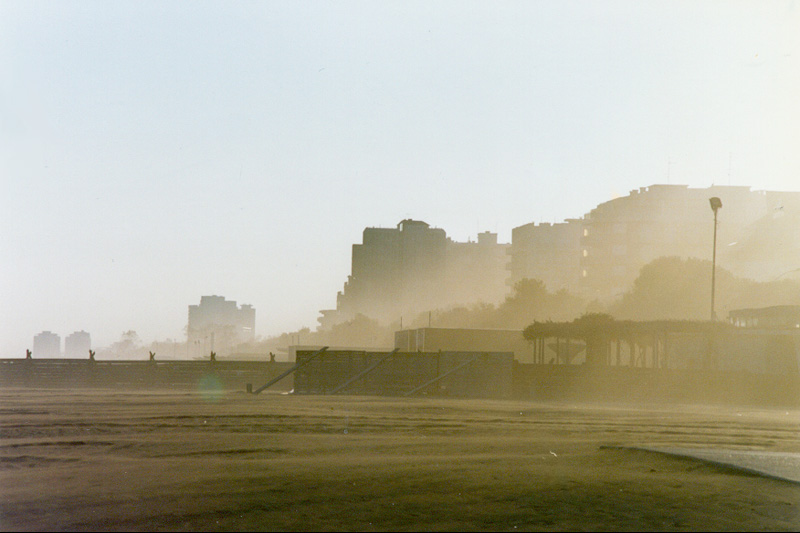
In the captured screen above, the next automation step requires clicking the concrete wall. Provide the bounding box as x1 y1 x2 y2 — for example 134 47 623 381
395 328 533 363
293 349 514 399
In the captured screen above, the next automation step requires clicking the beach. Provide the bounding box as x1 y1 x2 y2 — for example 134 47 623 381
0 389 798 531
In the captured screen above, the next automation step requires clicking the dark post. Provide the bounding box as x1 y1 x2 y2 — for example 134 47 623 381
709 197 722 321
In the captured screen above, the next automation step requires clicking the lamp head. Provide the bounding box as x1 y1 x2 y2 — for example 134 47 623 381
709 197 722 212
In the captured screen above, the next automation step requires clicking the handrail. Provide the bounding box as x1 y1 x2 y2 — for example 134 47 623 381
251 346 329 394
327 349 399 395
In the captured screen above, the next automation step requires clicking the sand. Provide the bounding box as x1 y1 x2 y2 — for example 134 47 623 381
0 388 798 531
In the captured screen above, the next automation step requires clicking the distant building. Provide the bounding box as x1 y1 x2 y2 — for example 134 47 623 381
507 219 582 292
188 296 255 357
320 220 510 329
64 331 91 358
579 185 757 299
508 184 800 302
322 185 800 332
445 231 511 308
579 184 800 299
33 331 60 358
729 306 800 329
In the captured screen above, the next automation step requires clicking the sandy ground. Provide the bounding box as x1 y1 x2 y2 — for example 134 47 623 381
0 388 798 532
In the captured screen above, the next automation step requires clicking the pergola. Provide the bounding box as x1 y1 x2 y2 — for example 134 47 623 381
522 313 733 368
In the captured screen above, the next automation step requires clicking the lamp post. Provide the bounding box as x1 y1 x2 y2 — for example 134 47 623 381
709 197 722 321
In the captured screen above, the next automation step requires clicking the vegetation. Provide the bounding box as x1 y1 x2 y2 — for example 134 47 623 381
607 256 800 321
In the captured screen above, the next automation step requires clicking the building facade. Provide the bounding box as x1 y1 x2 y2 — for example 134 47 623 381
188 296 255 357
508 184 800 302
33 331 60 358
322 185 799 332
579 185 800 299
64 330 91 358
506 219 582 292
320 220 510 329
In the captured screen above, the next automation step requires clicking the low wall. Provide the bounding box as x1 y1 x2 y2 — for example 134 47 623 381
4 357 796 406
513 363 800 407
0 359 294 391
293 350 515 399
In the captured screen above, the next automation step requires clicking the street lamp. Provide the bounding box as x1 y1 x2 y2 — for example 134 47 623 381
709 197 722 321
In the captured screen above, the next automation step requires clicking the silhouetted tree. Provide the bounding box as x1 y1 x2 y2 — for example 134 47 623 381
609 256 800 321
498 278 585 328
325 314 393 347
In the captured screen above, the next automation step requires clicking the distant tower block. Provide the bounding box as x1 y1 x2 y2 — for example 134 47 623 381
187 295 256 357
65 331 92 358
33 331 61 358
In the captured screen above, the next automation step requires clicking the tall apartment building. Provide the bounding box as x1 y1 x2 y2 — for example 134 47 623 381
64 330 91 358
507 219 582 292
445 231 510 307
579 184 798 299
509 184 800 302
33 331 60 358
187 296 255 357
321 185 798 332
320 220 510 329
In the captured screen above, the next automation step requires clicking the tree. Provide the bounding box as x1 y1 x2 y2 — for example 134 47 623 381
105 330 144 358
609 257 731 320
325 314 393 348
609 256 800 321
498 278 585 328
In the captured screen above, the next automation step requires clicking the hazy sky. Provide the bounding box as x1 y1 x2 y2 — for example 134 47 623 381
2 0 799 356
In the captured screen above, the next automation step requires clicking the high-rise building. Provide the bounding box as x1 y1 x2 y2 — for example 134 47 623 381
322 185 799 332
188 296 255 357
578 185 799 299
320 220 510 329
508 184 800 301
64 331 91 358
507 219 582 292
33 331 60 358
445 231 511 308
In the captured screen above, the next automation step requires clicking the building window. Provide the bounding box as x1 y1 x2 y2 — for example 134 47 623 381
582 249 588 257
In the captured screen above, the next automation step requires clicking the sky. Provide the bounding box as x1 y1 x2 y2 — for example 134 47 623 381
2 0 799 356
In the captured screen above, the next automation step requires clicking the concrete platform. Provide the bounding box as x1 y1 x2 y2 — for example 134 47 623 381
630 447 800 484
